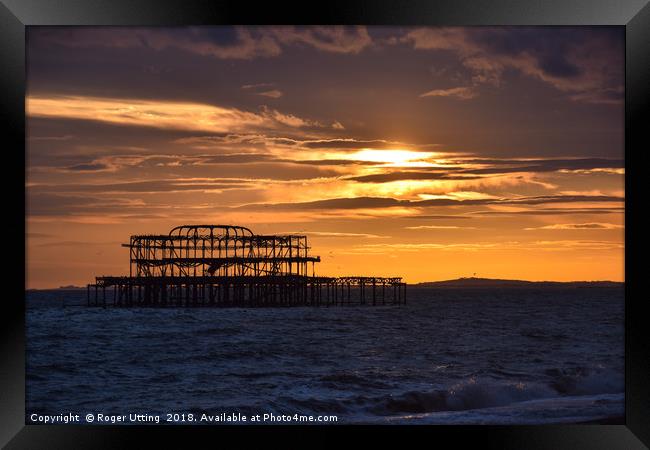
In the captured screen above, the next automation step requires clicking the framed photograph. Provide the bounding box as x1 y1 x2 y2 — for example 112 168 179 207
3 0 648 447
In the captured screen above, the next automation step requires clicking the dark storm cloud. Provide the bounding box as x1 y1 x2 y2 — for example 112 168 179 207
470 208 624 216
496 195 623 206
344 158 623 184
289 159 378 166
299 139 400 150
347 172 482 183
36 240 121 248
28 26 373 59
199 154 277 164
469 27 584 79
237 194 624 211
27 117 201 167
405 27 623 104
30 180 250 195
66 163 111 171
177 135 420 153
47 152 377 172
27 192 211 217
197 154 376 166
242 197 406 210
455 158 623 175
537 53 582 78
401 215 472 220
27 193 130 216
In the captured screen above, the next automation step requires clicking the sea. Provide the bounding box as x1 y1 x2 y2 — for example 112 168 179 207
25 287 624 425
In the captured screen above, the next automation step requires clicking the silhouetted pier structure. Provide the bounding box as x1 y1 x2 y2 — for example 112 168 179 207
87 225 406 307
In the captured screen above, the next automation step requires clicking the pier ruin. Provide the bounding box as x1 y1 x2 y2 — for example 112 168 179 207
87 225 406 307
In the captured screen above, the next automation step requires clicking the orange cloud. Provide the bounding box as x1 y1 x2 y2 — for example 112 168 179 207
27 95 332 133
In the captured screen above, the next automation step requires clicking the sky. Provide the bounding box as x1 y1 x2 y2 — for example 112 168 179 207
25 26 624 288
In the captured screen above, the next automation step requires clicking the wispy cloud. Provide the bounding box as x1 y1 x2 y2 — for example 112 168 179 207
525 222 623 230
470 208 623 216
174 135 420 152
404 225 476 230
420 86 477 100
257 89 283 98
27 95 335 133
352 239 623 253
241 83 275 90
278 231 389 238
29 134 75 141
241 83 283 98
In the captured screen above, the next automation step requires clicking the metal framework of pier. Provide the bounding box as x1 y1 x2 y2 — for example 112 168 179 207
88 225 406 307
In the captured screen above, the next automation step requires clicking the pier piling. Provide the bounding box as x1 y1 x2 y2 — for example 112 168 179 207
87 225 406 308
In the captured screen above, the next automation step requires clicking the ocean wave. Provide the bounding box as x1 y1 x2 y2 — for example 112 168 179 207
545 367 623 395
298 370 625 416
367 377 557 415
285 397 350 414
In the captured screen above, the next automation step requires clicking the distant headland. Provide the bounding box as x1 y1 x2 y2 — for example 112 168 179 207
412 277 623 288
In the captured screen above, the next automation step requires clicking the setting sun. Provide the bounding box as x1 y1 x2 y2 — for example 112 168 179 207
349 149 441 166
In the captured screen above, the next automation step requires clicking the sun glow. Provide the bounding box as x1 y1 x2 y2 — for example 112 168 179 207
350 149 442 167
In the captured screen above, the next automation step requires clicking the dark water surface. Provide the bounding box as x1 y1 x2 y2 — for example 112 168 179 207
26 287 624 424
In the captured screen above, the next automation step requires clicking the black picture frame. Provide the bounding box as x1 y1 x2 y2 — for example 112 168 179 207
2 0 648 447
